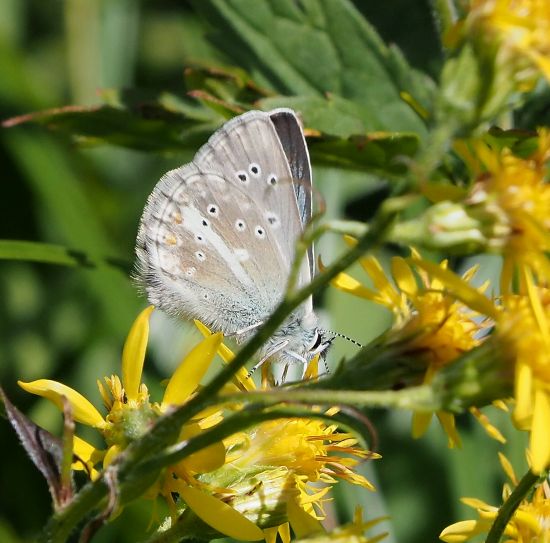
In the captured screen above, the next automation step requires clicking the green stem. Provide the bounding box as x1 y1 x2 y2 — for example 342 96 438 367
485 469 541 543
219 386 436 412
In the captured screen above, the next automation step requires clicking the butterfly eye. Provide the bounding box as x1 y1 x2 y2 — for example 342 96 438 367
311 331 323 351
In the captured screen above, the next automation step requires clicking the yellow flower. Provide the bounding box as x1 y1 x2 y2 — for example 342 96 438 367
457 131 550 292
497 274 550 474
179 325 379 543
329 247 498 447
440 452 550 542
19 307 263 539
402 259 550 473
294 507 389 542
19 309 378 541
467 0 550 86
19 307 224 471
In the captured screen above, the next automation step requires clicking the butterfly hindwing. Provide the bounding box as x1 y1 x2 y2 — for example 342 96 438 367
137 110 312 334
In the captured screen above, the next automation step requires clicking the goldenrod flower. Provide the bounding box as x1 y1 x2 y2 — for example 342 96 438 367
440 452 550 542
466 0 550 86
457 131 550 291
329 248 497 447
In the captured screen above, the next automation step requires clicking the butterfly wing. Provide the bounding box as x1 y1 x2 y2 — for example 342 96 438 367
269 109 314 278
136 109 313 334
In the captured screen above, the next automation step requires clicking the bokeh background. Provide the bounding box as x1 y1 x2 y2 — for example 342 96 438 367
0 2 529 542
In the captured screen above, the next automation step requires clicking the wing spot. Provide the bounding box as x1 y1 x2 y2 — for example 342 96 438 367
172 212 182 224
235 249 249 262
207 204 219 216
185 267 196 277
255 226 266 239
249 163 261 176
267 173 278 186
196 234 205 244
195 251 206 262
165 234 177 245
203 293 209 300
201 218 210 227
236 171 249 184
266 212 280 228
235 219 246 232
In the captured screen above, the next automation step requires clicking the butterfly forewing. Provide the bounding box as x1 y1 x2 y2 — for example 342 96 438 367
137 109 312 335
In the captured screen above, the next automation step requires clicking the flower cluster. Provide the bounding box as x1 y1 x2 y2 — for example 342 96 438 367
465 0 550 87
19 307 378 542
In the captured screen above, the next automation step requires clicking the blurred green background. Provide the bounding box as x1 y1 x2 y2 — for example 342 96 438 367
0 1 528 542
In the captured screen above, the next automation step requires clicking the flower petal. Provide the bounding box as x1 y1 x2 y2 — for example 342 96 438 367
411 411 431 439
103 444 121 468
177 484 264 541
331 271 377 300
174 422 226 474
18 379 105 428
263 526 279 543
162 332 223 407
513 362 533 429
72 436 103 480
437 412 462 449
439 520 485 542
278 523 291 543
122 306 154 401
529 388 550 473
411 258 499 319
194 320 255 391
391 257 418 296
287 497 324 538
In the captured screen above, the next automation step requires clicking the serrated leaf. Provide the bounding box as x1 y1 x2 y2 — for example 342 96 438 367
193 0 434 134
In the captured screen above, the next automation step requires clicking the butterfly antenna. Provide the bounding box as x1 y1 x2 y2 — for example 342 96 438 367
320 329 363 348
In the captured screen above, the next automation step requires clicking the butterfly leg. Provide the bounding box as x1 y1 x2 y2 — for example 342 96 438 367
246 340 289 379
226 321 264 340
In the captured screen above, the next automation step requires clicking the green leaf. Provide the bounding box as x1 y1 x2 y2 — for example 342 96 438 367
2 100 223 152
309 131 419 174
0 240 131 272
193 0 434 134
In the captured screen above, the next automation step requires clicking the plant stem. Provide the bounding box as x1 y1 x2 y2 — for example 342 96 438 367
220 386 436 412
485 469 540 543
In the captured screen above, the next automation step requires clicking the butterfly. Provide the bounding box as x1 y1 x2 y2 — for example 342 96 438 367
136 109 332 375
